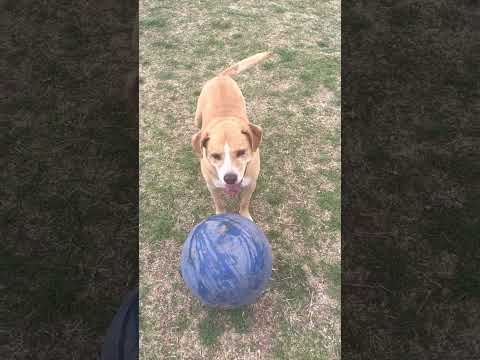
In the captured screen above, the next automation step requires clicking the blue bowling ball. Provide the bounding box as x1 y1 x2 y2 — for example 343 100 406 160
180 213 272 308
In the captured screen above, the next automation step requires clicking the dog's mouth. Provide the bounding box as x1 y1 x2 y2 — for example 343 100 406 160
222 163 248 198
224 183 242 197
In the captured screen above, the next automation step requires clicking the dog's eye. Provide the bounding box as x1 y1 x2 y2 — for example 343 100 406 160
236 150 246 157
211 153 221 160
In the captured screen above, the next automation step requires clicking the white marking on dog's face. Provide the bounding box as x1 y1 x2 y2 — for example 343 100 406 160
207 143 248 187
211 143 239 185
205 128 251 188
218 144 232 179
213 179 225 188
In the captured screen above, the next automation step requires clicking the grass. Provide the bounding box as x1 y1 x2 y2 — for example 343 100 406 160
294 207 315 228
178 146 198 176
274 320 329 360
273 256 311 304
197 307 254 346
277 48 297 63
300 57 340 93
152 212 175 241
140 18 167 29
198 310 225 346
210 20 232 30
140 0 340 358
324 262 341 300
317 190 340 212
227 308 253 333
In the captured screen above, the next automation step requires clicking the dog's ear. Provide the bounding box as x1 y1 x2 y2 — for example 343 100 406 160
242 124 263 152
192 131 209 158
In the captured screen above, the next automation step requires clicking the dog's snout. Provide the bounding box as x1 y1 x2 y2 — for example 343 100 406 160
224 173 237 184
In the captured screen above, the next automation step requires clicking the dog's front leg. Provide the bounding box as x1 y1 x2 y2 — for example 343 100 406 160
207 184 226 215
239 183 256 221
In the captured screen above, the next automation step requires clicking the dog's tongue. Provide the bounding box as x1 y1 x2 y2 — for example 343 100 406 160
224 184 241 197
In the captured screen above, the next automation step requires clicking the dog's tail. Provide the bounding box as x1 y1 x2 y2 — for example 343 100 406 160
220 51 273 77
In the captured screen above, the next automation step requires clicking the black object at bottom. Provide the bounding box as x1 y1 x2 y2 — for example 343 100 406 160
101 289 139 360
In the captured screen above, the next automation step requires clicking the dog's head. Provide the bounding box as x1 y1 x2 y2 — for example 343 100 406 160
192 119 262 186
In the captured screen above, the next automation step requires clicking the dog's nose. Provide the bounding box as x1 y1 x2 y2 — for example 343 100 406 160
224 173 238 185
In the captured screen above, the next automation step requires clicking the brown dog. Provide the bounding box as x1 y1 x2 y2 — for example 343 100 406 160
192 52 273 221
